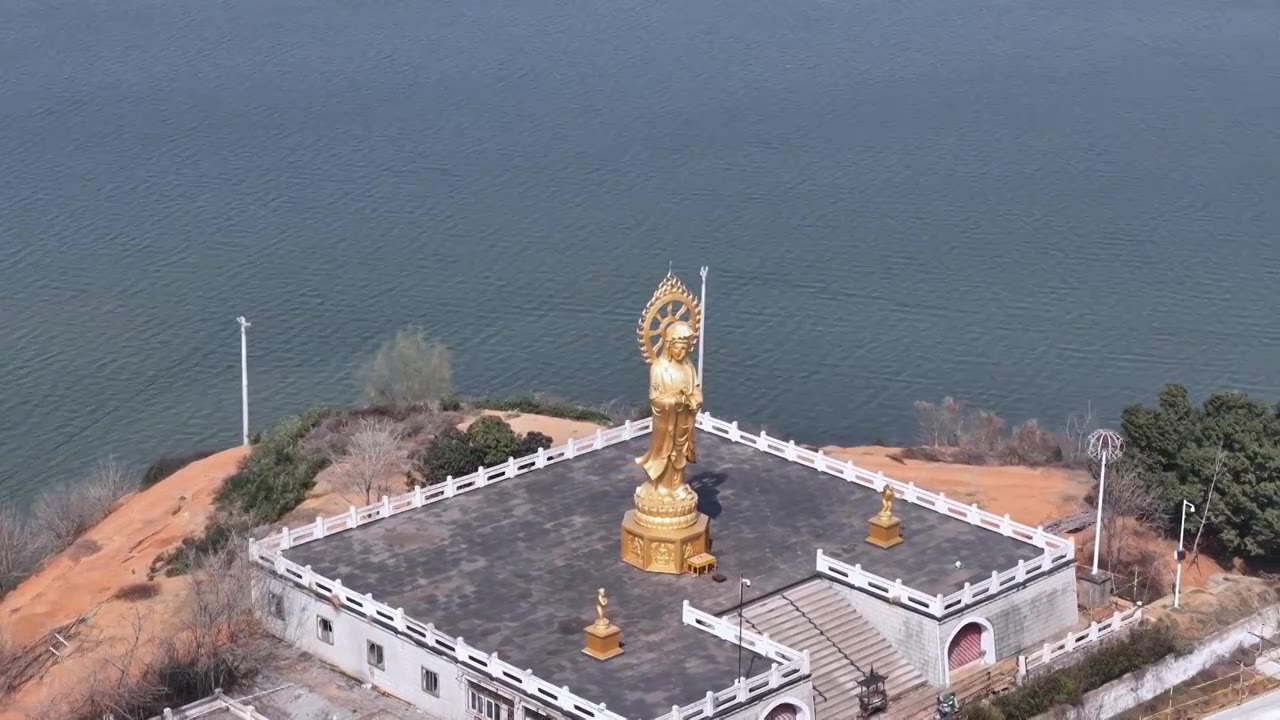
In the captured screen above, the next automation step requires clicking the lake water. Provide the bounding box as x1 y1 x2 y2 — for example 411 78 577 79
2 0 1279 506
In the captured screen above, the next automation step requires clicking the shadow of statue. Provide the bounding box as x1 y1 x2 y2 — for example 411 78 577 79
689 471 727 519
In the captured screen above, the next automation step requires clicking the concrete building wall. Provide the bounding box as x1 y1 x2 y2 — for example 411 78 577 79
831 583 944 685
829 563 1078 687
259 576 805 720
259 576 562 719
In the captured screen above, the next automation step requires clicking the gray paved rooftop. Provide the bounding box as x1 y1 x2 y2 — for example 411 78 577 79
285 429 1040 718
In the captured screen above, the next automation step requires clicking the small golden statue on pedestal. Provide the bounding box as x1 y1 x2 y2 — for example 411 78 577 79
583 588 623 660
866 484 903 549
620 273 711 574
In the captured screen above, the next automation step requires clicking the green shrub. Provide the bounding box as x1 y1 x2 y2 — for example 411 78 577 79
141 449 221 489
963 620 1186 720
216 408 337 525
467 415 520 466
469 394 613 425
413 427 482 486
411 418 555 487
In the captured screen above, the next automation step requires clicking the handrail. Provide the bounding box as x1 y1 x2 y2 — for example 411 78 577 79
1022 604 1144 672
257 418 652 554
694 413 1076 617
250 540 628 720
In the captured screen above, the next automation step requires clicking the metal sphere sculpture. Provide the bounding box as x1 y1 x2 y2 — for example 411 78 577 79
1087 429 1125 461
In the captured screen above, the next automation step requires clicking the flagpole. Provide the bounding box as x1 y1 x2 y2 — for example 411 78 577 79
698 266 708 386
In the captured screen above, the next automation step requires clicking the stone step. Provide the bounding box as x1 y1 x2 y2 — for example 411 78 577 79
728 579 930 712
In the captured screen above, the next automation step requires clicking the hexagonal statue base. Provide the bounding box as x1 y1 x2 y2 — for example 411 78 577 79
620 511 710 574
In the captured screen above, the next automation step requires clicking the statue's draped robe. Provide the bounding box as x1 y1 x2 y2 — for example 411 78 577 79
636 355 701 490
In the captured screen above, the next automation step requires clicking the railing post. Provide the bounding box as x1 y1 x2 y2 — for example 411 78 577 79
757 430 768 450
595 429 604 449
703 691 715 713
348 505 358 526
506 456 516 477
730 420 740 441
1016 559 1026 581
315 516 325 539
736 676 747 701
786 440 797 460
413 485 423 507
1002 514 1013 536
624 419 633 440
536 447 546 469
163 709 174 719
381 495 391 516
445 476 455 498
476 466 487 487
990 570 1000 591
566 441 576 459
770 663 781 686
279 527 290 550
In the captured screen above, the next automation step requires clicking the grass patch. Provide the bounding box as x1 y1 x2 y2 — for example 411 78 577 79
468 393 618 425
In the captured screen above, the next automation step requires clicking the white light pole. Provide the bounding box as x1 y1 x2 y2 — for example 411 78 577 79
736 576 751 679
1087 429 1125 576
1174 500 1195 609
237 316 251 446
698 266 708 386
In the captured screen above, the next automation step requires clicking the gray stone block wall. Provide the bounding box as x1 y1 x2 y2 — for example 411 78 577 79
827 563 1079 687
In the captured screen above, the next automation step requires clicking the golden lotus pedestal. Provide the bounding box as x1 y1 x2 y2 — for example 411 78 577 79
620 511 710 574
583 622 623 660
866 515 903 549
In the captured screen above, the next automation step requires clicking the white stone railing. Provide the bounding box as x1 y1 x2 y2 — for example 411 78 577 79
256 418 653 554
681 600 807 666
695 413 1076 617
249 541 628 720
153 689 271 719
1020 604 1144 676
652 602 811 720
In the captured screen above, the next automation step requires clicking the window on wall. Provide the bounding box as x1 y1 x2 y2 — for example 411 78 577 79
267 592 284 619
317 617 334 644
467 683 514 720
367 641 385 670
421 667 439 696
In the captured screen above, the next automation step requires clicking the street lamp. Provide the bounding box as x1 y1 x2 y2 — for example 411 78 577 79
1174 500 1196 609
1087 429 1125 576
237 316 252 446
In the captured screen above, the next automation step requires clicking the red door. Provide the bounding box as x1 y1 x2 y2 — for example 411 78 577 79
948 623 984 670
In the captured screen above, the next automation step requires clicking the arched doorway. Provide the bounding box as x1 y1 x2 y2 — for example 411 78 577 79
763 703 800 720
946 618 995 675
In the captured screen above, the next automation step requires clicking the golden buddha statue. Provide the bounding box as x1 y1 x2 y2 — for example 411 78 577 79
621 273 711 573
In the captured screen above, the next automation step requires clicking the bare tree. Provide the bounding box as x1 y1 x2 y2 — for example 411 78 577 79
31 457 134 551
914 400 942 447
327 417 407 505
358 325 454 409
1099 465 1169 574
1062 401 1097 465
0 506 41 597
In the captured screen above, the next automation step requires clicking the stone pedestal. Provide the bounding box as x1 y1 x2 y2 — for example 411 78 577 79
866 515 903 549
620 511 709 574
583 623 623 660
1077 569 1113 609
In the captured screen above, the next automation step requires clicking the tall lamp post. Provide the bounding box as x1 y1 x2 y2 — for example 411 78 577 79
1087 429 1125 575
697 266 708 386
237 316 252 446
1174 500 1196 609
736 576 751 680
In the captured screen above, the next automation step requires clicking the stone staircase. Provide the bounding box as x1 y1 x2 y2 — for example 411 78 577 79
727 580 929 717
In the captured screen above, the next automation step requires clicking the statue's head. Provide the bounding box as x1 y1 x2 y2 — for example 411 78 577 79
664 322 696 361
